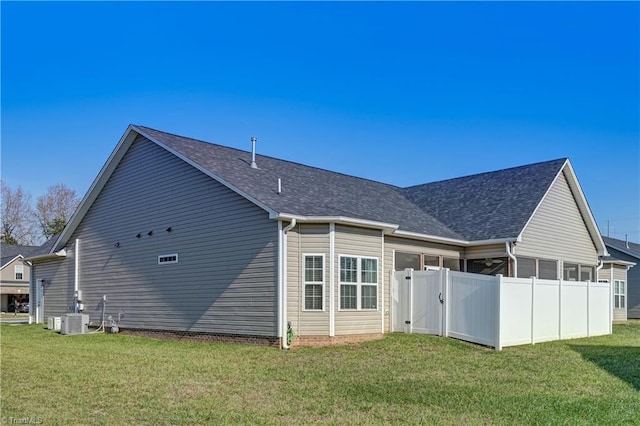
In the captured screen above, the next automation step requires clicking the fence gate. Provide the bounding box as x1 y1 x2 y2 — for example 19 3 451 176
392 269 444 335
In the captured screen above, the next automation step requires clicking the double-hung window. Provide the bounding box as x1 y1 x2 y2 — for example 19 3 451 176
339 256 378 310
15 265 23 280
614 280 626 309
304 255 324 310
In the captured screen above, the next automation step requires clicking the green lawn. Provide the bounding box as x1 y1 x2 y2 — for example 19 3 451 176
1 322 639 425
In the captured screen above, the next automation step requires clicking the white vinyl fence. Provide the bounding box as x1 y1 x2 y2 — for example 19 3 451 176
391 269 612 350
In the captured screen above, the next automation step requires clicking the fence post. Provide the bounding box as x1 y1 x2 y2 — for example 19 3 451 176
406 268 413 334
442 268 449 338
587 280 591 337
495 274 503 351
558 278 563 339
531 276 536 345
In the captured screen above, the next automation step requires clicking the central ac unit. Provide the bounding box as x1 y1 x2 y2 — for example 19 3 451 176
60 313 89 335
47 317 61 331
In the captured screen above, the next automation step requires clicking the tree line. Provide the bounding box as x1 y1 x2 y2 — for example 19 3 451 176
1 180 80 246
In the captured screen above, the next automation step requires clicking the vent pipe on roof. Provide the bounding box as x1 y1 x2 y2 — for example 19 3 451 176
626 234 629 249
250 137 258 169
277 178 282 195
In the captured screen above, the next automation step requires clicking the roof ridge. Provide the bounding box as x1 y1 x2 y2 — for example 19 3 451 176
134 124 402 189
403 157 568 189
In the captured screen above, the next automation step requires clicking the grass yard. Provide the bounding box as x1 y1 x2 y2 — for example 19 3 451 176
1 323 639 425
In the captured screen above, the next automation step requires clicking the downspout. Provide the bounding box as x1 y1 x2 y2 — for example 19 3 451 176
280 219 296 349
505 241 517 278
26 260 33 324
74 239 81 313
596 259 604 274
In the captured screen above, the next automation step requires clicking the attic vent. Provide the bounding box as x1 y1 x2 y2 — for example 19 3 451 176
158 254 178 265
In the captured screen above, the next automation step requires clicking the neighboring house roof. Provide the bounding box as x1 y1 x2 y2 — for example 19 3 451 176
40 124 607 255
602 236 640 260
0 244 39 269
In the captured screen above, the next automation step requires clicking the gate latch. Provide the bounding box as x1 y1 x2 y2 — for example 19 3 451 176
405 321 411 324
438 292 444 304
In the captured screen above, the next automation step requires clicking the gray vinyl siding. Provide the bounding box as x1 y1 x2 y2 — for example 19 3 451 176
34 257 75 318
34 136 279 336
604 247 639 319
287 224 330 336
334 225 383 335
384 236 462 332
517 170 598 266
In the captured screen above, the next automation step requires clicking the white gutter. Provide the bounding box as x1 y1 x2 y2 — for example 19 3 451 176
280 219 297 349
273 214 398 234
24 248 67 262
505 241 517 278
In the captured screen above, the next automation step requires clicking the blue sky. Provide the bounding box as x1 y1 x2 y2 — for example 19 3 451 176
2 1 639 242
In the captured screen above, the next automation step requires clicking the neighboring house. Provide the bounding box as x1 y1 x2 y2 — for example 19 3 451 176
600 236 639 319
1 244 38 312
26 125 607 347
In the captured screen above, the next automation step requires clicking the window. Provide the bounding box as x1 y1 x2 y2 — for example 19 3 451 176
614 280 626 309
517 257 536 278
442 257 461 271
580 266 594 282
158 254 178 264
15 265 23 280
304 255 324 310
563 263 578 281
423 255 439 268
467 258 508 276
539 259 558 280
339 256 378 310
394 252 420 271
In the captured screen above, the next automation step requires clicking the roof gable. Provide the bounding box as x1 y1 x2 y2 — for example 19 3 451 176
400 159 567 241
1 244 39 269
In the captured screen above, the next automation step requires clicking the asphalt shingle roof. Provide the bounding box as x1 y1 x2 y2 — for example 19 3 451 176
1 244 39 267
602 236 640 259
400 159 567 241
135 126 568 243
137 126 464 240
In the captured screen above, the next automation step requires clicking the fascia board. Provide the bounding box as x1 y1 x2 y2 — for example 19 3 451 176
0 255 23 271
275 214 399 233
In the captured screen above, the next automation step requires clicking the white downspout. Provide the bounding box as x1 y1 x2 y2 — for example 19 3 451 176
74 239 80 313
280 219 296 349
505 241 517 278
26 261 33 324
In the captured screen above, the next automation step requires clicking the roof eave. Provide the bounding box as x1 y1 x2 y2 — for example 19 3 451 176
24 248 67 262
274 213 399 233
0 255 24 270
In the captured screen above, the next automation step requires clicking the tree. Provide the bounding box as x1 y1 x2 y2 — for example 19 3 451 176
0 180 36 245
35 183 81 239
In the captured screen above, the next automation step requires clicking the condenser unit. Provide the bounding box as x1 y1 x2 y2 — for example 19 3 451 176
47 317 61 331
60 313 89 335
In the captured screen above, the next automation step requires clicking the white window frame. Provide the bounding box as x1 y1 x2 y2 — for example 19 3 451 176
158 253 178 265
614 280 626 309
303 254 325 311
338 255 379 311
15 264 24 280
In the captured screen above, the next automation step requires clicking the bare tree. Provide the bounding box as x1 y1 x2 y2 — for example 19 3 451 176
0 180 37 245
35 183 81 239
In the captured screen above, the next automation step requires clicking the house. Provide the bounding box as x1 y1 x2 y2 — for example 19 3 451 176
1 244 38 312
600 236 639 320
27 125 607 347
